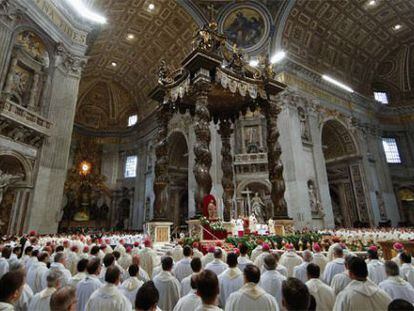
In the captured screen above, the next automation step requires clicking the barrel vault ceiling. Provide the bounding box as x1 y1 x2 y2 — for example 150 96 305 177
75 0 414 131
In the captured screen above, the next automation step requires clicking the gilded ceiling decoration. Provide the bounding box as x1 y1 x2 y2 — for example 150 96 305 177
281 0 414 95
78 0 198 128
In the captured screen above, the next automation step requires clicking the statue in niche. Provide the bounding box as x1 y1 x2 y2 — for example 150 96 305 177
251 192 266 223
308 180 323 215
0 170 23 205
245 126 260 154
298 107 310 140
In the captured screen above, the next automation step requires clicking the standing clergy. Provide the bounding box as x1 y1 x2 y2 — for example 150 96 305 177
85 266 131 311
218 253 243 307
305 263 335 311
174 246 193 282
331 255 353 295
139 239 158 279
366 248 386 285
70 259 88 288
253 243 271 271
195 270 222 311
153 256 181 311
225 264 279 311
76 258 103 311
323 245 345 285
378 261 414 304
259 254 285 308
293 250 313 284
174 274 202 311
279 244 303 277
28 270 61 311
237 244 252 272
181 258 202 296
42 252 72 289
399 253 414 286
333 257 391 311
202 247 216 268
205 249 228 276
27 252 49 293
311 243 328 275
119 264 144 306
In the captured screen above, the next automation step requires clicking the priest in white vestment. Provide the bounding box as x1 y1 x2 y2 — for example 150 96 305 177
331 254 354 295
237 244 252 272
172 244 184 263
70 258 88 287
205 249 228 276
119 264 144 306
202 247 215 268
378 260 414 304
250 244 262 263
28 270 60 311
27 253 49 293
195 270 222 311
259 254 285 308
41 252 72 289
333 256 391 311
322 245 345 285
139 241 158 279
366 249 386 285
225 264 279 311
305 263 335 311
311 243 328 274
279 245 303 277
85 266 132 311
399 252 414 286
218 253 243 308
15 282 33 311
153 256 181 311
76 258 103 311
253 243 271 271
174 275 202 311
174 246 193 282
181 257 202 296
293 250 312 283
0 256 9 279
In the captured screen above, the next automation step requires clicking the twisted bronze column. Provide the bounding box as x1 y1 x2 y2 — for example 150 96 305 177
153 103 171 220
218 118 234 221
264 99 288 218
193 85 212 216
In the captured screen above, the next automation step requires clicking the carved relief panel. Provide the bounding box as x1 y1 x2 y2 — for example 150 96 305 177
3 31 49 111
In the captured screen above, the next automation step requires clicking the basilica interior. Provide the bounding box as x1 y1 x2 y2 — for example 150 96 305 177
1 0 414 235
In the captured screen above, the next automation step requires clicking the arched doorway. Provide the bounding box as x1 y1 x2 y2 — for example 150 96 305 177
168 132 189 228
0 154 31 235
322 120 371 227
397 188 414 225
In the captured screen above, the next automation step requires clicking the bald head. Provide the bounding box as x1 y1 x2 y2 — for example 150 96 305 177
302 250 313 262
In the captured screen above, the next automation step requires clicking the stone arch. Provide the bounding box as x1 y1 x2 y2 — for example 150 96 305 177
321 119 371 227
0 152 33 235
321 119 359 161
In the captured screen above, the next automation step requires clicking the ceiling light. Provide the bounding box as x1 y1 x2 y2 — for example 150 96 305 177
393 24 402 30
249 59 259 67
322 75 354 93
127 33 135 40
270 51 286 64
65 0 106 24
111 62 117 67
368 0 376 5
148 3 155 10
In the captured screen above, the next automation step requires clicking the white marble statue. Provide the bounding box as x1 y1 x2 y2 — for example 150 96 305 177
251 192 266 224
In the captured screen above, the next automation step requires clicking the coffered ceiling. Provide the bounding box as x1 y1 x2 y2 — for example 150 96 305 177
75 0 414 131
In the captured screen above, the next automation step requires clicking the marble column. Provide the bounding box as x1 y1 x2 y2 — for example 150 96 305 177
153 104 171 220
27 47 85 233
193 85 212 216
218 118 234 221
263 98 288 218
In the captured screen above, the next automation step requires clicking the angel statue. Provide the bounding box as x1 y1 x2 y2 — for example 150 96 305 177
0 170 23 205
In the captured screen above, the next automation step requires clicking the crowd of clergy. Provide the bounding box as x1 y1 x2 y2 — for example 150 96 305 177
0 231 413 311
